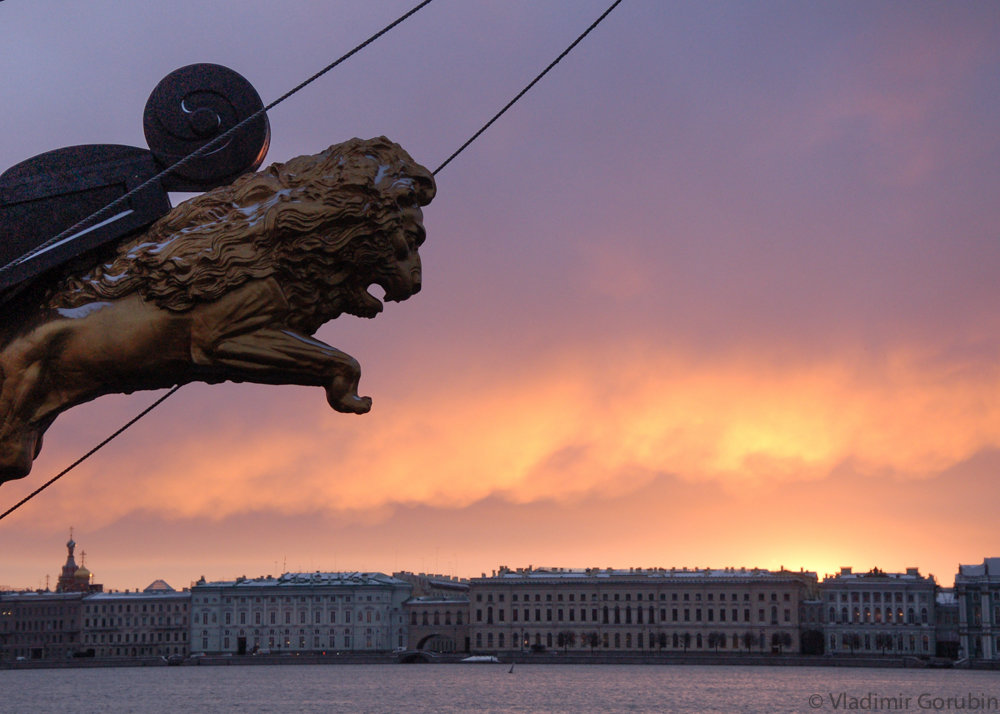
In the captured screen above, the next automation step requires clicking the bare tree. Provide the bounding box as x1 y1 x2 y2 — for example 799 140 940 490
556 631 576 653
708 632 725 652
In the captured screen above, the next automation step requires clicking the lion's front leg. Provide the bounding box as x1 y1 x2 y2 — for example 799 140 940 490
201 328 372 414
326 368 372 414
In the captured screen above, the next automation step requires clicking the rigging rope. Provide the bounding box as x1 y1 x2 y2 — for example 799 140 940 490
433 0 622 176
0 386 181 522
0 0 623 520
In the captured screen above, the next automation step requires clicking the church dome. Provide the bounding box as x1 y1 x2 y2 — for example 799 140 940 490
74 565 91 583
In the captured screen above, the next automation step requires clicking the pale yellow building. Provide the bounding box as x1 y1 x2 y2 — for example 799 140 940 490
468 565 818 654
819 566 938 657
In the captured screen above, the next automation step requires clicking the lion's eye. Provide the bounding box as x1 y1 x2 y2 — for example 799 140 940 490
392 234 409 260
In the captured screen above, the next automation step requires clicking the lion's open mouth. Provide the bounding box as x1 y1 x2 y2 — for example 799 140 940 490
357 285 385 317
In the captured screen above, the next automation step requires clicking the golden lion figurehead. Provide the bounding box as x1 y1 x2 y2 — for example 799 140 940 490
50 136 435 333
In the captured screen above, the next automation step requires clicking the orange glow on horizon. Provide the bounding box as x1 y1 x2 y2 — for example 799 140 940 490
9 340 995 534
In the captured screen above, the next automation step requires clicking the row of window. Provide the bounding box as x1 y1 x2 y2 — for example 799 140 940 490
824 591 928 604
475 591 794 604
207 630 394 652
197 608 386 626
85 616 185 628
85 602 185 615
8 620 68 631
475 605 793 626
965 606 1000 626
90 645 186 658
826 607 929 625
964 635 1000 660
4 632 69 644
829 631 932 653
411 610 464 626
83 630 186 645
1 605 76 616
473 630 793 651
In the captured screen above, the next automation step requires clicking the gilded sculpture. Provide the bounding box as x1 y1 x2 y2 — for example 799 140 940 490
0 136 435 484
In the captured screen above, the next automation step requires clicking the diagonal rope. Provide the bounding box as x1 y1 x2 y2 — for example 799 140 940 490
0 386 181 521
0 0 436 277
0 0 623 520
433 0 622 175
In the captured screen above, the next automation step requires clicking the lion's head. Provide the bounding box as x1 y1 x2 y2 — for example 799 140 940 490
50 136 435 334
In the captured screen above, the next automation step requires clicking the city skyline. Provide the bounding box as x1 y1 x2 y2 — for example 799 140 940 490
2 2 999 593
0 529 976 593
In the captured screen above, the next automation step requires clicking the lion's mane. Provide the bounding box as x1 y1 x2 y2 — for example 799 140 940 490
49 137 434 332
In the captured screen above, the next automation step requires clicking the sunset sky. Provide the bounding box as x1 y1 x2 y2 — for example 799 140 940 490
2 1 998 592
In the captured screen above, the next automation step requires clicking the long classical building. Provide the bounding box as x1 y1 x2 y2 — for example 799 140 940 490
956 558 1000 660
189 572 412 655
466 565 819 654
81 581 190 658
818 567 937 656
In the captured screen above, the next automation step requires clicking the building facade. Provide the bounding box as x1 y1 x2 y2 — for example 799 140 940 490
0 591 86 661
819 567 937 656
0 534 104 661
404 597 469 652
395 572 470 652
189 572 412 655
935 589 960 658
80 581 190 658
955 558 1000 660
468 566 818 654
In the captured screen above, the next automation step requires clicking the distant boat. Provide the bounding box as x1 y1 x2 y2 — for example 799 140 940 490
460 655 500 664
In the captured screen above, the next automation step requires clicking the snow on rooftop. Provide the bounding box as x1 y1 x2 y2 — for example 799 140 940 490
84 590 188 601
405 595 469 605
958 558 1000 579
823 570 929 583
475 566 816 581
196 571 407 588
0 591 87 600
936 590 957 605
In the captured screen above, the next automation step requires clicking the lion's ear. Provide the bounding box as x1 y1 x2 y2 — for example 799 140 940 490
414 172 436 206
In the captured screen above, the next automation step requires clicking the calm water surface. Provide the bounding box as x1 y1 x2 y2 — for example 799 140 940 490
3 664 999 713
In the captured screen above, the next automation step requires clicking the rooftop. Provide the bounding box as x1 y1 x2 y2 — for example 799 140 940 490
957 558 1000 579
473 565 817 582
194 571 409 589
821 566 934 584
84 589 189 601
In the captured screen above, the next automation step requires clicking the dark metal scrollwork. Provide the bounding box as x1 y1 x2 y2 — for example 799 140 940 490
143 63 270 192
0 63 270 298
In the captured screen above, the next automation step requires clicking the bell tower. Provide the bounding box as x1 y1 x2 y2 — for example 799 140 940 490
55 527 79 592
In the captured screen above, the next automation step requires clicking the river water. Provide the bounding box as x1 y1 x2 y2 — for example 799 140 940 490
2 664 998 713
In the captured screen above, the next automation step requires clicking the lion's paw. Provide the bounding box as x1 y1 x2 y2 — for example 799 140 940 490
330 393 372 414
